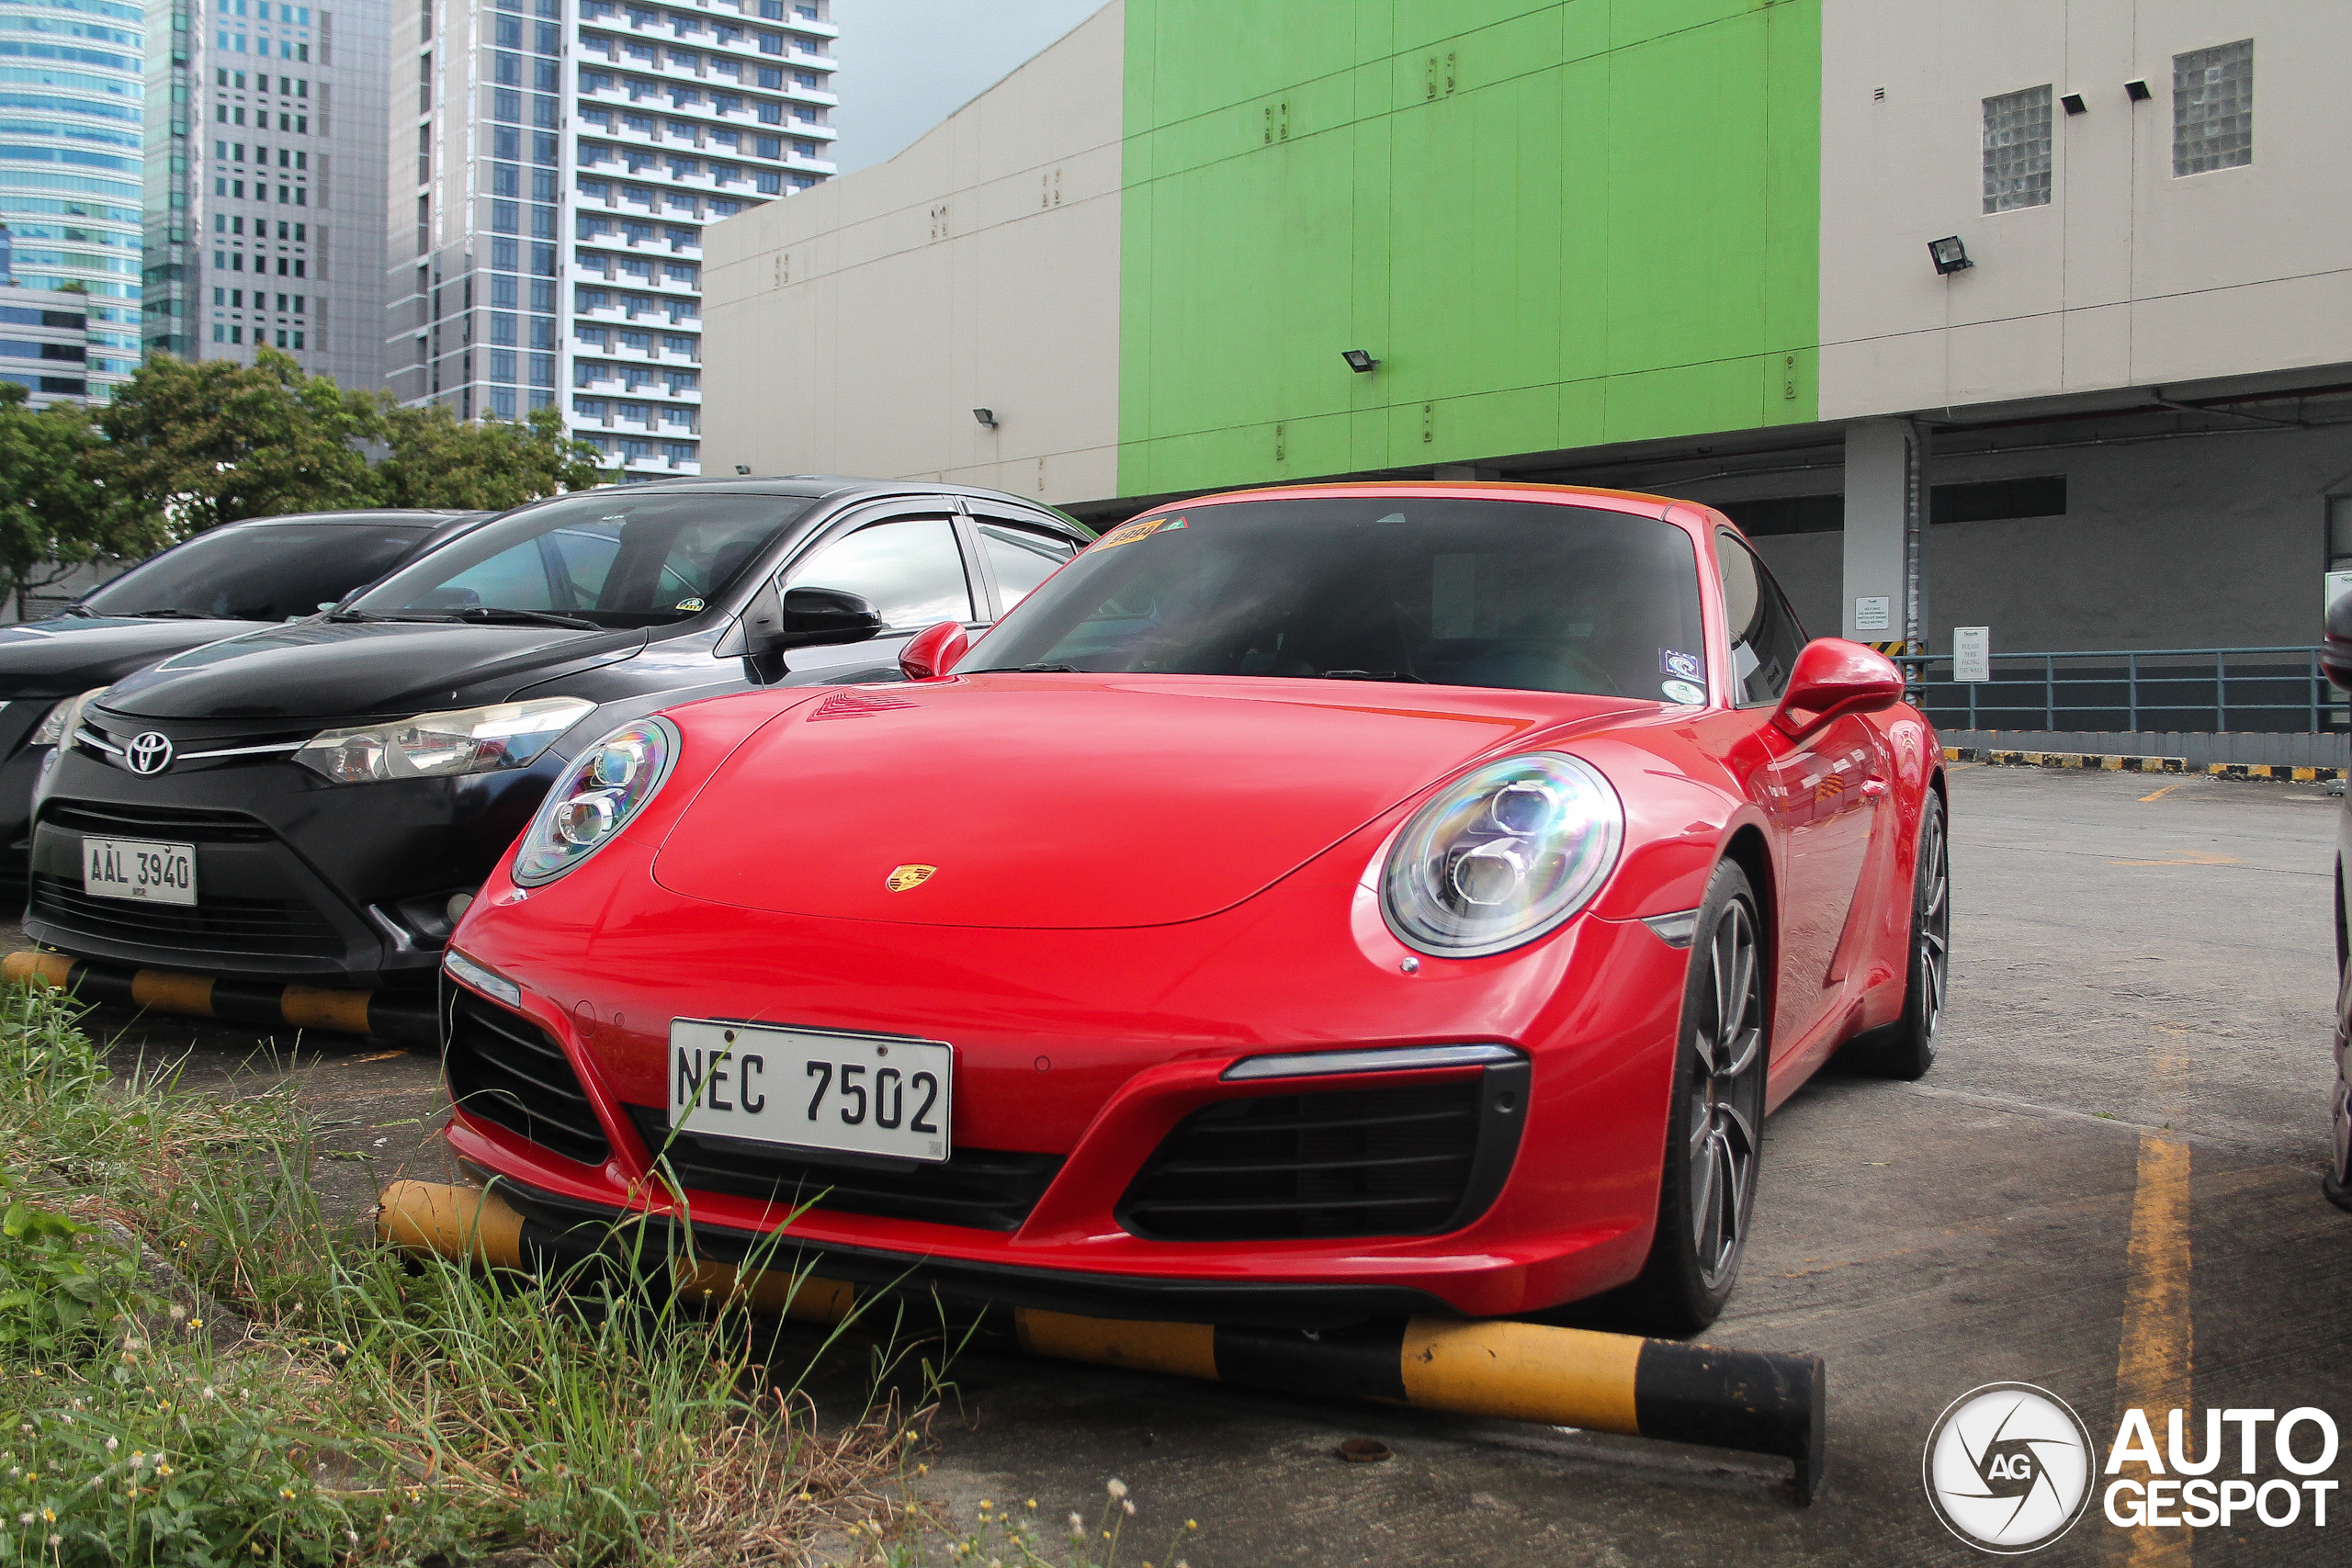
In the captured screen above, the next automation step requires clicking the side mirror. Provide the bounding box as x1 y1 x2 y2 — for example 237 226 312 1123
899 619 969 681
744 584 885 656
2325 592 2352 689
1770 638 1906 742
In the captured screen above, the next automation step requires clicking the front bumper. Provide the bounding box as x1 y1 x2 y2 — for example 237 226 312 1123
443 835 1694 1320
25 723 561 987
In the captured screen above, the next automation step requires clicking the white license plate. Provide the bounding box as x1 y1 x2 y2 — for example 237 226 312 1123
667 1019 953 1164
82 836 196 907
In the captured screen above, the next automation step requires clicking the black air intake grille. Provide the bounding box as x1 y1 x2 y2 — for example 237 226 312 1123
28 873 342 956
43 799 276 844
624 1107 1063 1234
445 990 611 1167
1118 1075 1517 1242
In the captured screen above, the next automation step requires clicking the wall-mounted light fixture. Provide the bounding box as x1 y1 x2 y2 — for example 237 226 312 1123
1928 236 1973 276
2123 79 2151 102
2060 92 2087 115
1340 349 1380 374
734 463 751 474
972 408 998 429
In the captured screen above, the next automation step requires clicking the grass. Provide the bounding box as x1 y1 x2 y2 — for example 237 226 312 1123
0 987 1205 1568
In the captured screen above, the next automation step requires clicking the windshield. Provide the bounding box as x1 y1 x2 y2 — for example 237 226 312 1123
963 496 1708 700
349 491 812 628
80 523 434 622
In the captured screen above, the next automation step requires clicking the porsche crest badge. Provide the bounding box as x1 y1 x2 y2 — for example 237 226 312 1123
886 864 937 892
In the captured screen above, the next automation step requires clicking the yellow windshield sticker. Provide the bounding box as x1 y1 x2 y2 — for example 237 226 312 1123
1094 514 1189 549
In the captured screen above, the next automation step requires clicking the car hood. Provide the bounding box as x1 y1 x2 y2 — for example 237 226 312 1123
0 616 269 698
650 673 1647 930
97 618 650 722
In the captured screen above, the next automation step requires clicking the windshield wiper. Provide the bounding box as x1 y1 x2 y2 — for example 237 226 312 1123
1004 661 1083 672
455 606 598 630
61 605 96 618
1317 669 1421 682
126 608 218 620
323 608 450 624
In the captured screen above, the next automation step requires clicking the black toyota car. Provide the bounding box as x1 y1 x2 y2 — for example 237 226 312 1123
25 477 1090 992
0 509 480 882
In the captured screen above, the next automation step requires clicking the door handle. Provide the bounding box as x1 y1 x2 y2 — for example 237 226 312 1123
1860 777 1889 799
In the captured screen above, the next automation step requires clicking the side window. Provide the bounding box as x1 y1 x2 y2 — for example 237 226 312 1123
975 519 1080 613
1716 532 1807 705
546 525 620 611
786 514 975 628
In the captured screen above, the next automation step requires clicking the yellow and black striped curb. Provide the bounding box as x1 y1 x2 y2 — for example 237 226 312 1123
1941 747 2185 773
2 951 437 1042
379 1180 1828 1504
1863 639 1917 657
1939 748 2344 784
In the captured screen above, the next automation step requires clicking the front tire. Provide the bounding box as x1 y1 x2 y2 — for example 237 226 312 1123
1620 860 1768 1335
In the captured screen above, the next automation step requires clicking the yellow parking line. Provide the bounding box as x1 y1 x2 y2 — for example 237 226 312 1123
2139 783 2182 802
2115 1129 2193 1566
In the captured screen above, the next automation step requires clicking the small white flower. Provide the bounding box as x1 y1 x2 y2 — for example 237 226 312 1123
167 1304 187 1321
1069 1513 1084 1535
17 1514 32 1527
1122 1499 1136 1517
1106 1477 1128 1500
104 1438 118 1452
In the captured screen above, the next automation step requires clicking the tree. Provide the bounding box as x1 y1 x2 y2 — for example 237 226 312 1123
0 384 168 617
92 347 386 534
374 403 605 510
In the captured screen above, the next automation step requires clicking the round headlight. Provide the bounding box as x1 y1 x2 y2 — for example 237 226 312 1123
1380 752 1623 958
512 717 679 886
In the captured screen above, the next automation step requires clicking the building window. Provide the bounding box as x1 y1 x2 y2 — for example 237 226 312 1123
1982 85 2052 212
2173 39 2253 176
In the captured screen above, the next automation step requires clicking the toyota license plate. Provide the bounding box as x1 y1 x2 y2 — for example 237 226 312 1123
81 836 196 906
667 1019 953 1164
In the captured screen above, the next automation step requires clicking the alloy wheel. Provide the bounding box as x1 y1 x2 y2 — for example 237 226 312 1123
1688 899 1764 1291
1917 811 1951 1040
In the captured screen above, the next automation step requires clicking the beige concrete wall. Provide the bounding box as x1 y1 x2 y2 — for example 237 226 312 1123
1820 1 2352 419
701 3 1122 502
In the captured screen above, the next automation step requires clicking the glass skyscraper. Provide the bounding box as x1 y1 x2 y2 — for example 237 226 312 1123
1 0 144 398
388 0 835 479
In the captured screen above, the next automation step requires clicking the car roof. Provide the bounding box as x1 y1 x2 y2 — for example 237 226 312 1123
1160 479 1684 517
227 509 481 528
587 475 1075 509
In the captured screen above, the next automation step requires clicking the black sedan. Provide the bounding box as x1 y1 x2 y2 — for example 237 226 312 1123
0 510 479 883
24 477 1090 993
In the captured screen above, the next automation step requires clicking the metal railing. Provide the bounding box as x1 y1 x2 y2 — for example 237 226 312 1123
1894 646 2338 735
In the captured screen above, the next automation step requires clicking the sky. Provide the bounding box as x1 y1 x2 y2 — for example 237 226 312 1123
829 0 1111 174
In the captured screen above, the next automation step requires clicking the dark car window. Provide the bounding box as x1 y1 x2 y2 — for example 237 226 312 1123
962 497 1708 700
786 515 975 628
1715 531 1806 705
352 492 812 628
977 521 1080 614
80 523 433 622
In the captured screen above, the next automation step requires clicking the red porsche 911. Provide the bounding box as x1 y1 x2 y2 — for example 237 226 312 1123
436 483 1947 1332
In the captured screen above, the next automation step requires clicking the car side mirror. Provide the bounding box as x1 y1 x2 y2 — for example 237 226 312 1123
1770 638 1906 743
899 620 969 681
743 584 885 657
2325 592 2352 689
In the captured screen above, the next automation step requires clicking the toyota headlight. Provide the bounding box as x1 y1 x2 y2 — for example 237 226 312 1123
1380 752 1623 958
31 688 107 749
511 716 678 885
293 696 595 784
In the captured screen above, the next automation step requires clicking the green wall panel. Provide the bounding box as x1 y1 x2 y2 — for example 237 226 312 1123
1117 0 1821 498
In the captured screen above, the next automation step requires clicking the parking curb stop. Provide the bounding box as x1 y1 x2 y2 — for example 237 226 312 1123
376 1180 1827 1504
1 950 436 1042
1939 747 2346 783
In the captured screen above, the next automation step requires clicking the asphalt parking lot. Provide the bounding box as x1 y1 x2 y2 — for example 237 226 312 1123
17 761 2352 1565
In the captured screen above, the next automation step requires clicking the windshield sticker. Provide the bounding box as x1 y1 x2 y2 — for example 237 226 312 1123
673 597 707 612
1094 514 1188 549
1660 649 1702 682
1661 678 1707 705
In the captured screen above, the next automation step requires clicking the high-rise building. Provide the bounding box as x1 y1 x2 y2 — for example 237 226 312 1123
0 284 100 408
0 0 144 399
141 0 390 393
386 0 836 479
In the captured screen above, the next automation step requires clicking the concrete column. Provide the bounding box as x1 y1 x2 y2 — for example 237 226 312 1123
1841 418 1928 649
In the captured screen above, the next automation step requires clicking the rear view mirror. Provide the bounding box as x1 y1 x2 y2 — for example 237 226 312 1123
899 620 969 681
772 586 883 651
1771 639 1906 742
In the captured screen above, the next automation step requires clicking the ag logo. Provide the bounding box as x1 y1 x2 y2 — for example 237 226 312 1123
123 732 175 776
1924 1382 2094 1553
885 863 936 892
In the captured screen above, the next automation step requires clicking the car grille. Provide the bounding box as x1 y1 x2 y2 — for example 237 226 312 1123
28 873 343 957
42 799 277 844
1118 1079 1498 1242
623 1107 1063 1234
445 990 612 1168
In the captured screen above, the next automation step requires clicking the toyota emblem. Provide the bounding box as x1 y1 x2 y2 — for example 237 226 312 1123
123 732 175 776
